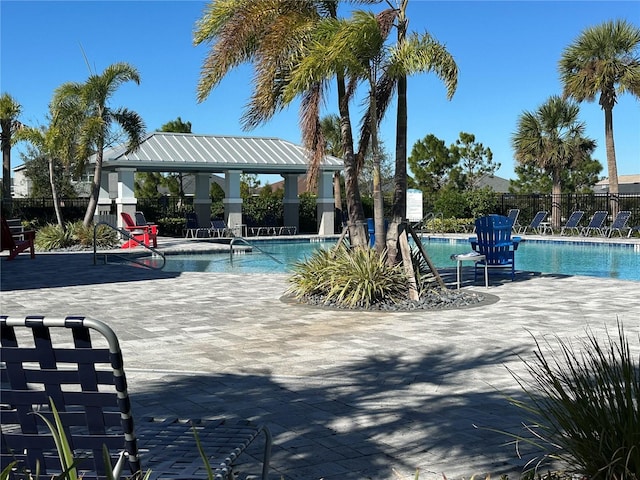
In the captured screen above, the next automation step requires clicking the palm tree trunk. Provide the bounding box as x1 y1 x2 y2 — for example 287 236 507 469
336 73 367 247
49 158 65 229
2 126 12 209
83 145 103 227
370 92 385 254
386 1 409 264
333 172 343 227
551 169 562 228
604 106 619 218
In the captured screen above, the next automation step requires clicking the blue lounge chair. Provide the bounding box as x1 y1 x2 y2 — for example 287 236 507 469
604 210 632 237
559 211 584 236
580 211 608 236
507 209 521 233
518 211 548 234
184 212 210 238
470 214 521 282
210 218 230 237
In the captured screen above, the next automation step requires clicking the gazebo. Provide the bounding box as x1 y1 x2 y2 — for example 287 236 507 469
94 132 343 235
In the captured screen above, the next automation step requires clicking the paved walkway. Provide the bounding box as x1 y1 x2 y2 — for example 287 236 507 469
2 236 639 480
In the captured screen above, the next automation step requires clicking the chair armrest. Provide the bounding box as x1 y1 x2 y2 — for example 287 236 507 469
124 225 150 233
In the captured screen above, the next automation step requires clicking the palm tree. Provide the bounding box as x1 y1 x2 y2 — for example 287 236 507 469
383 0 457 263
194 0 372 247
512 95 596 228
559 19 640 216
0 93 23 208
53 62 146 227
15 120 76 229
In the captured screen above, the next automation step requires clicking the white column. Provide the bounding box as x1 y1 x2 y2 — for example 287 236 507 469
224 170 243 234
194 173 211 226
282 173 299 233
115 168 137 228
317 170 335 235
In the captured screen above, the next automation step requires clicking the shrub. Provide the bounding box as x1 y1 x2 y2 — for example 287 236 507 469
35 223 73 250
506 322 639 479
287 244 409 308
34 222 119 251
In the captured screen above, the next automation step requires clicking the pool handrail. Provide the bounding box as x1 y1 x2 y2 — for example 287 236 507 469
229 237 284 265
93 221 166 270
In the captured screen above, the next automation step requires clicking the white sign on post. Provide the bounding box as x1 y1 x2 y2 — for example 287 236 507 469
406 189 423 222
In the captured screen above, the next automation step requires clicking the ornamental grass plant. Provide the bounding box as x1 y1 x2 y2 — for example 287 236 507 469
506 322 639 479
287 244 409 308
34 221 118 250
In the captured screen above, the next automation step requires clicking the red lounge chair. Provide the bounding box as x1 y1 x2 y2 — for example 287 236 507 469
1 216 35 261
120 212 158 248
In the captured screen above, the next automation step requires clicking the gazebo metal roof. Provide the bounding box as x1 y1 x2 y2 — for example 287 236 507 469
99 131 343 174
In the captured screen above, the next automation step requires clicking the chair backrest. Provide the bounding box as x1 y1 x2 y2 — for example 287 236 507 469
474 215 516 265
587 210 608 228
1 315 141 479
610 210 631 228
211 219 226 229
564 211 584 227
1 216 17 251
120 212 137 228
507 209 519 225
135 211 148 226
185 212 199 229
528 211 548 228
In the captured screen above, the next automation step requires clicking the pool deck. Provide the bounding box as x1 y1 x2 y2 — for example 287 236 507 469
2 232 640 480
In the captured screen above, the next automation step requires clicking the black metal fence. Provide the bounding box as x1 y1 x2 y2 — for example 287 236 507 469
495 193 640 227
4 193 640 230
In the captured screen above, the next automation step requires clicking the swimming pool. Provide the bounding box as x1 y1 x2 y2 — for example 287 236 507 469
140 238 640 282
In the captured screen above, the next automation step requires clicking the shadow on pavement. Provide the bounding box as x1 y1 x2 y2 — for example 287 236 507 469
0 253 181 291
129 345 536 480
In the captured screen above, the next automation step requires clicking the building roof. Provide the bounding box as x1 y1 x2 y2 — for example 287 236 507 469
594 174 640 194
97 132 343 174
476 174 511 193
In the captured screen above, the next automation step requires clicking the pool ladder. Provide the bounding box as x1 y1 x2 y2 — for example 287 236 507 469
92 221 166 270
229 237 283 265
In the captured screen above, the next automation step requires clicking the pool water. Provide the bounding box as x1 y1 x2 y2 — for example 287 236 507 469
143 238 640 282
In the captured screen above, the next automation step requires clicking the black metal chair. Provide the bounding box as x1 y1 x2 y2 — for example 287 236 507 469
1 315 271 480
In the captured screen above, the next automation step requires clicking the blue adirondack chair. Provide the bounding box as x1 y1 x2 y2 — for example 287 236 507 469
470 215 521 282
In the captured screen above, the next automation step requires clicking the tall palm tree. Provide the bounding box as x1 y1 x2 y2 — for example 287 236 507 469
559 19 640 216
0 93 23 208
194 0 372 247
383 0 457 263
53 62 146 227
512 95 596 228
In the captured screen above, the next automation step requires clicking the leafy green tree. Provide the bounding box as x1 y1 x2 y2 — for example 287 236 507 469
20 150 76 199
510 158 602 194
240 173 260 199
407 134 459 193
512 95 596 227
135 172 163 199
559 19 640 216
0 93 23 206
16 98 82 229
450 132 499 190
53 62 146 227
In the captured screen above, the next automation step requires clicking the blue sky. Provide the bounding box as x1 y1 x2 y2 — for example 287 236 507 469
2 0 639 184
